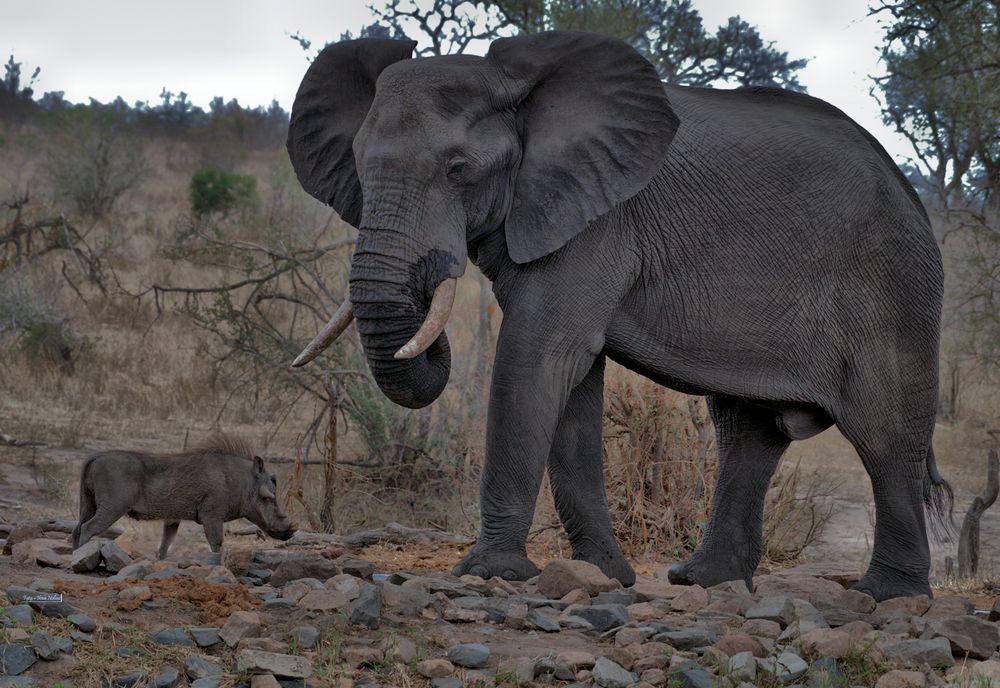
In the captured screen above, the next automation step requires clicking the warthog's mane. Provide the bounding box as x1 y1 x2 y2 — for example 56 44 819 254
189 433 256 460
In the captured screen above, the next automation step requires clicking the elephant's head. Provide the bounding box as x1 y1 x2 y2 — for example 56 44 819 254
288 32 679 408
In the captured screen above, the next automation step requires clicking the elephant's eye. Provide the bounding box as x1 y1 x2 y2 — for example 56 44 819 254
446 159 468 180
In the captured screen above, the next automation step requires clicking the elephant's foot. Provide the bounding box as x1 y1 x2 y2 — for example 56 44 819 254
452 548 540 581
666 551 753 589
573 542 636 586
852 562 931 602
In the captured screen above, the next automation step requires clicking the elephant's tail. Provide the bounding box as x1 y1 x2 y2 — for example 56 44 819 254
924 445 954 543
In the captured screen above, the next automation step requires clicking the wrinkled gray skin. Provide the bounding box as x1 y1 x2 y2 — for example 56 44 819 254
72 442 296 558
287 32 949 600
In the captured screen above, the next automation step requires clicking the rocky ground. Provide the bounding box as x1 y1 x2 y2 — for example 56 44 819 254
1 521 1000 688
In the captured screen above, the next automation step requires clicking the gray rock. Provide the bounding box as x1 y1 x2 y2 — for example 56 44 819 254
116 647 145 658
728 651 757 682
593 590 634 606
0 606 32 627
107 672 146 687
100 540 133 572
70 631 93 643
29 632 71 660
70 539 104 572
447 643 490 668
219 611 261 647
5 586 78 619
190 679 220 688
525 608 561 632
381 583 433 615
669 660 713 688
289 625 320 650
334 553 375 579
430 679 463 688
262 598 296 610
990 597 1000 623
0 644 35 675
185 655 223 679
67 613 95 632
0 678 34 686
559 615 595 631
928 616 999 659
190 627 221 648
878 637 954 668
745 596 797 627
758 651 808 682
350 583 382 629
269 553 341 586
152 627 194 648
107 561 149 582
151 667 182 688
655 628 720 651
571 604 629 632
236 650 313 678
591 657 636 688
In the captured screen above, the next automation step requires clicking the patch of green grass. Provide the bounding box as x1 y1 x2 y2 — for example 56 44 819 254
312 627 346 679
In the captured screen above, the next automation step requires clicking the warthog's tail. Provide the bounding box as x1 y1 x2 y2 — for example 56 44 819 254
924 445 954 543
72 455 99 549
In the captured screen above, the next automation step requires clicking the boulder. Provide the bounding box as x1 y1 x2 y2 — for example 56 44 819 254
591 657 635 688
416 659 454 678
70 539 103 572
219 611 261 648
350 583 382 629
100 541 133 572
297 589 348 612
447 643 491 669
0 644 36 675
269 553 341 586
537 559 618 598
874 669 927 688
670 585 708 613
928 616 1000 660
877 637 953 668
2 524 45 555
236 650 312 678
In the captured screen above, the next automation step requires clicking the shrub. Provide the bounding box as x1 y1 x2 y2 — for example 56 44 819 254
0 269 85 370
602 363 835 562
189 168 257 217
42 107 145 219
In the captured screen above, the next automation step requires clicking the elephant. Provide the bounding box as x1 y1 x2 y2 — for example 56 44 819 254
286 31 950 601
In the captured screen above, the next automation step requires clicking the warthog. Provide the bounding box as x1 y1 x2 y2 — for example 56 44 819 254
72 435 296 558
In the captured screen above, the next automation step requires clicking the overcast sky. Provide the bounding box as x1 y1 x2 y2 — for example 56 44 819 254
3 0 913 162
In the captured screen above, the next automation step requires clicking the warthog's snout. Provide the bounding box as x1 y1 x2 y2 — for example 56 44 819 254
269 525 297 541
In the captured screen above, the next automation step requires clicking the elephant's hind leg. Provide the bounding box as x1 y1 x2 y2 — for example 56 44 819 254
835 369 936 601
547 356 634 585
667 395 790 589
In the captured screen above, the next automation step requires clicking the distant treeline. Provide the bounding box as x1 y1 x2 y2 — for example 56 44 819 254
0 54 289 150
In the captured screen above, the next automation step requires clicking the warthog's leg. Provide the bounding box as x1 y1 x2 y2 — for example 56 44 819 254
159 521 180 559
203 519 224 553
77 506 126 549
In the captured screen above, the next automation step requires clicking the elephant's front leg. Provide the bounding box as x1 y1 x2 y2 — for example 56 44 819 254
453 325 603 581
547 355 634 585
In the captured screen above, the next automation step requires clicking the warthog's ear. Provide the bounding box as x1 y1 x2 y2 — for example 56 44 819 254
253 456 265 475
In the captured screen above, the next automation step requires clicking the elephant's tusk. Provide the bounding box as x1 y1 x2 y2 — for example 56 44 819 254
394 278 457 360
291 299 355 367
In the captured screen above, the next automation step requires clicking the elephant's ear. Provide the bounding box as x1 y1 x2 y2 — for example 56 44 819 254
487 32 679 264
287 38 417 227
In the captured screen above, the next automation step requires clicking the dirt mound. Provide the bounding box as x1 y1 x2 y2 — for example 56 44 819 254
54 576 258 622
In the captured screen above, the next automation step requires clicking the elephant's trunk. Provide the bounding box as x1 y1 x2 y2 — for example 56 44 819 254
348 228 457 409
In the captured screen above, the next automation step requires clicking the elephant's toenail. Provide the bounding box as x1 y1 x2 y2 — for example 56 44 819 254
501 569 518 580
469 564 489 578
